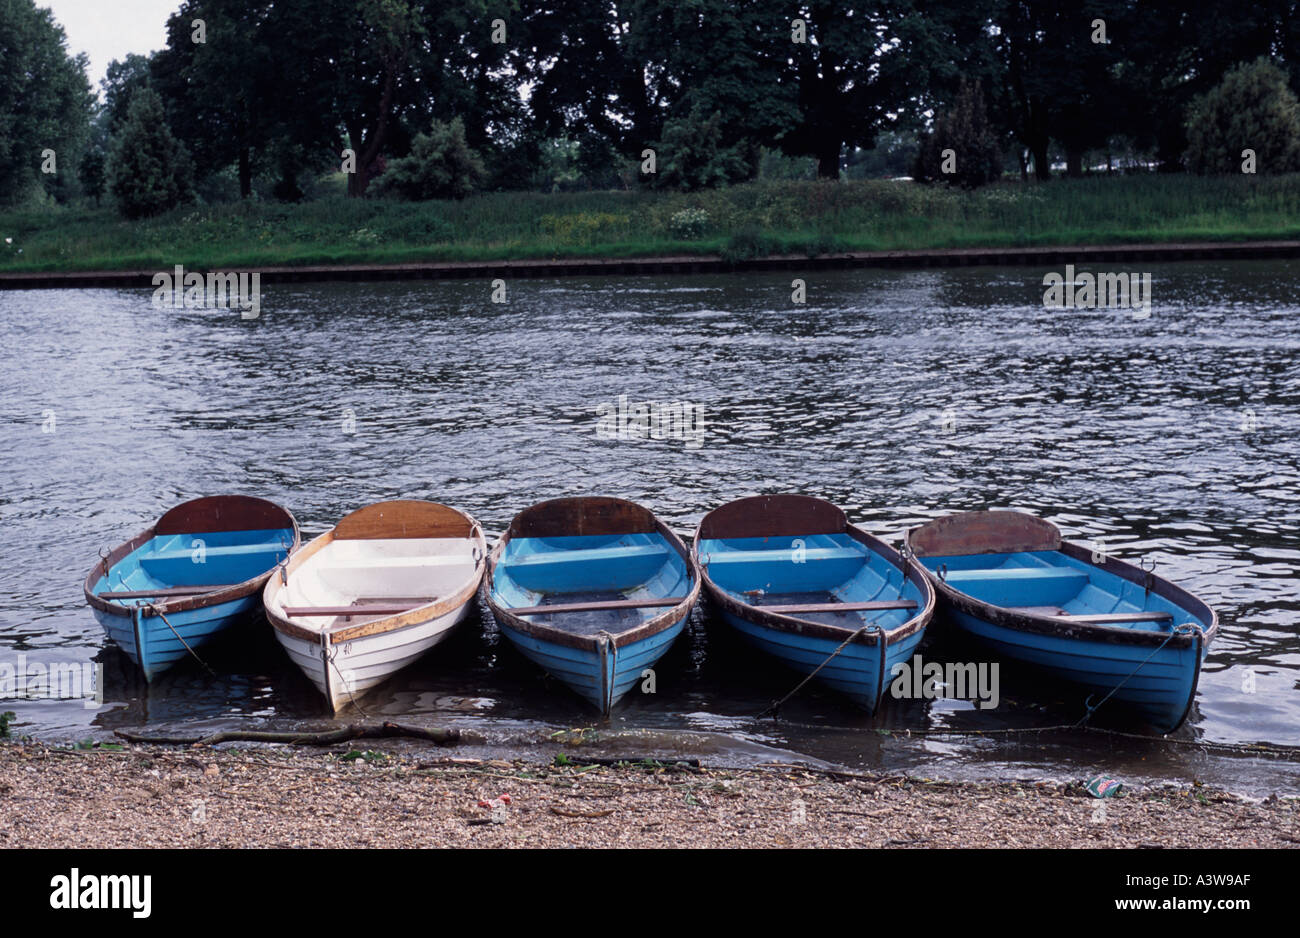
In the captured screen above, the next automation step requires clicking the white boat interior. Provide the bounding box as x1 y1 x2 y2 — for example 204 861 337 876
269 536 479 630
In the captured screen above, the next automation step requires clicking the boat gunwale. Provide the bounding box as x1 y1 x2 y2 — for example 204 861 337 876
691 495 936 647
485 497 702 652
904 511 1220 650
83 496 301 618
263 500 486 645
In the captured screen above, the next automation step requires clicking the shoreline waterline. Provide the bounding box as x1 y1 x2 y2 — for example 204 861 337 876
5 238 1300 289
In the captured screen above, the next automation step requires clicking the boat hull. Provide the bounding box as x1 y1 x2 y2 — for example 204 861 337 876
495 609 688 711
486 497 701 714
940 603 1204 731
274 602 473 712
263 500 487 713
694 495 936 713
84 496 300 682
716 606 925 711
93 595 260 682
906 510 1217 733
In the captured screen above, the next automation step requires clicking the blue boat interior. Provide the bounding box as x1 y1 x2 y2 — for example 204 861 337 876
699 532 922 630
917 549 1200 629
492 532 690 635
93 528 295 603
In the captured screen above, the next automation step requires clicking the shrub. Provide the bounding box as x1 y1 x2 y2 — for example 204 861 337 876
668 208 710 239
654 104 756 191
374 118 487 201
721 226 780 262
1185 57 1300 174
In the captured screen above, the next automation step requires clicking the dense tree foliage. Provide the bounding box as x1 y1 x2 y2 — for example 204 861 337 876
7 0 1300 214
913 81 1003 187
1185 58 1300 174
0 0 92 205
108 88 195 218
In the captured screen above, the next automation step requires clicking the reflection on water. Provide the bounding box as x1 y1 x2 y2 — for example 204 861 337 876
0 262 1297 794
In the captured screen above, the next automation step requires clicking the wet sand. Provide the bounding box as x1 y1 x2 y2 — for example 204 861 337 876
1 741 1295 848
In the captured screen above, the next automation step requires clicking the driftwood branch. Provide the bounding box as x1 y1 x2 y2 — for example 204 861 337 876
113 722 460 748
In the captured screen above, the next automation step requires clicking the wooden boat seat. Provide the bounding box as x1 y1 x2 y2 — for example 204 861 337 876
755 599 917 613
321 555 472 571
144 543 284 561
702 547 865 565
99 584 241 600
508 544 669 568
282 597 437 618
509 597 686 616
1058 611 1174 624
943 566 1086 583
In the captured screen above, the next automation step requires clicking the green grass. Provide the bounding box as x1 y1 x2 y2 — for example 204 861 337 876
4 174 1300 273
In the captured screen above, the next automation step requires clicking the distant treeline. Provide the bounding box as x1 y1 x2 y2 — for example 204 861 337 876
6 0 1300 216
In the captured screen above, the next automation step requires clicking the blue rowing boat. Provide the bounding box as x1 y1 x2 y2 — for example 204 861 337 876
905 510 1217 732
84 496 299 681
694 495 935 712
485 497 700 714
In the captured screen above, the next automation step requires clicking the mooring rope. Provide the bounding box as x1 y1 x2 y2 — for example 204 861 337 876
320 633 367 717
1075 624 1195 727
759 622 881 718
146 602 217 677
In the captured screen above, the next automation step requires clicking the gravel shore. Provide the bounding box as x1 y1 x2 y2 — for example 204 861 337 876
2 741 1296 848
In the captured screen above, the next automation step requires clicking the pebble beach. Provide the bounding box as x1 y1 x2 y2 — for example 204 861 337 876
2 741 1295 849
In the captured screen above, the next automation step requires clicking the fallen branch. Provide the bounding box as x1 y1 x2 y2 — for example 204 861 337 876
556 756 700 768
113 722 460 748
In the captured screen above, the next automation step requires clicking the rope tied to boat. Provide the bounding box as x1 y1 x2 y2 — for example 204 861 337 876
320 629 367 717
1075 622 1199 727
144 602 218 678
759 621 884 719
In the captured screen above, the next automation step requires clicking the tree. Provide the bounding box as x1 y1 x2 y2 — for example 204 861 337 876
102 54 153 133
108 88 195 218
78 144 107 205
629 0 794 187
1185 57 1300 174
778 0 975 179
373 117 486 199
523 0 675 176
0 0 92 205
913 81 1003 186
995 0 1126 180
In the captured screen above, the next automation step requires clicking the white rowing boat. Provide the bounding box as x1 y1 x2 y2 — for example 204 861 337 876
262 500 486 712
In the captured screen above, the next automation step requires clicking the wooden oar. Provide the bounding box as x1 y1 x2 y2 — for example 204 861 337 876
510 597 687 616
99 584 240 600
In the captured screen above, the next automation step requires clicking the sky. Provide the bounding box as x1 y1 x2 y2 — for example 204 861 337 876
41 0 181 94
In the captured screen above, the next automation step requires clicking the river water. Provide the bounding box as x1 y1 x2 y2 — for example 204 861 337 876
1 263 1297 794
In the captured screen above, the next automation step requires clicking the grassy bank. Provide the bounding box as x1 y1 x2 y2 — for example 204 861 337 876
5 174 1300 273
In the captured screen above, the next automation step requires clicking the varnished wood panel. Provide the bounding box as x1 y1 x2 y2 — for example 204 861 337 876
332 500 475 540
697 494 846 540
505 497 659 539
907 510 1062 557
155 495 296 536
